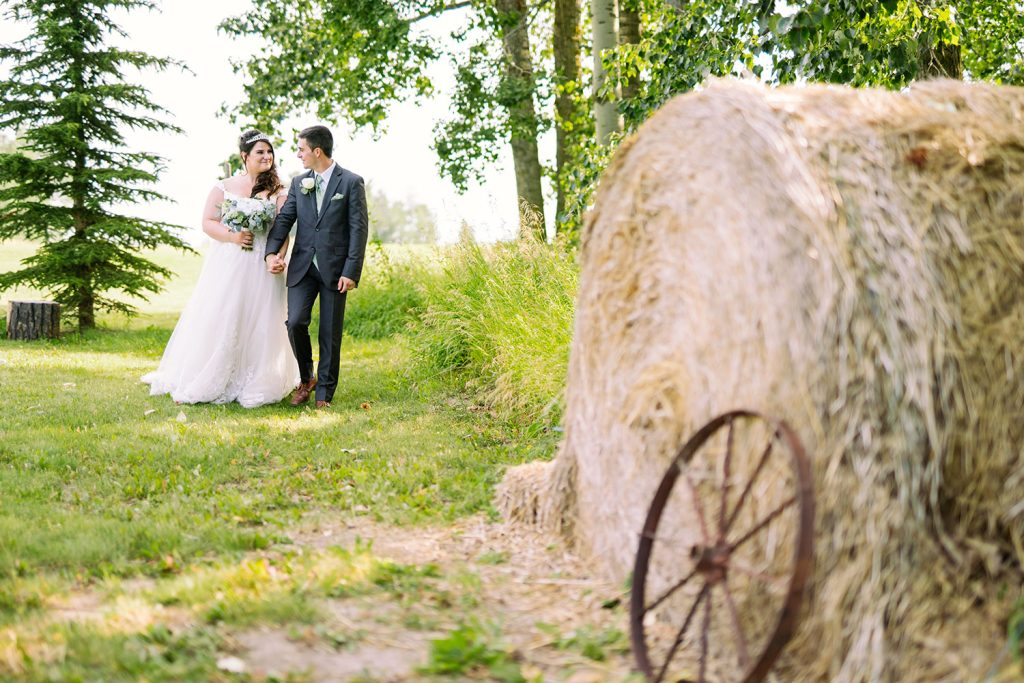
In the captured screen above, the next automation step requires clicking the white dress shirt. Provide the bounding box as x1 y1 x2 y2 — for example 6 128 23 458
315 162 337 210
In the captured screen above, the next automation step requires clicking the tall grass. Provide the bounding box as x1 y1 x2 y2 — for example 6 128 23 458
344 242 437 339
407 237 578 428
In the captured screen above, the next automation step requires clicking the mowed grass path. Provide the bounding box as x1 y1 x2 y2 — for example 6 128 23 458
0 242 556 679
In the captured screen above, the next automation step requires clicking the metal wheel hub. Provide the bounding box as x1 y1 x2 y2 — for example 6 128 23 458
692 543 730 585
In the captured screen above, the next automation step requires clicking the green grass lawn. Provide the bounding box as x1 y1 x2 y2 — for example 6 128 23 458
0 242 558 680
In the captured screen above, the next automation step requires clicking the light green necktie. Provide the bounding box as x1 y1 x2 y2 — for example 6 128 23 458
312 173 324 270
315 174 325 215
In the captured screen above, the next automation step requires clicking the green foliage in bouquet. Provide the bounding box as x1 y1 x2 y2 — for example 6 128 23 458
219 197 276 250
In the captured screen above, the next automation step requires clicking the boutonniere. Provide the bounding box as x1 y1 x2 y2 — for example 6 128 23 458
300 177 315 195
330 193 344 202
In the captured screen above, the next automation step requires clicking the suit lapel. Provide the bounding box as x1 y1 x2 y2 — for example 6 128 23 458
304 170 317 220
315 166 345 228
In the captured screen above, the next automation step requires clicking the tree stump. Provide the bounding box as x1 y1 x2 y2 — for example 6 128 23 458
6 300 60 340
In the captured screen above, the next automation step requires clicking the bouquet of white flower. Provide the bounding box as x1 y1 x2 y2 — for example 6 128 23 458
220 197 276 251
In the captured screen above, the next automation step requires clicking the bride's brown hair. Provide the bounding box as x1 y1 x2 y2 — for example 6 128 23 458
238 129 284 199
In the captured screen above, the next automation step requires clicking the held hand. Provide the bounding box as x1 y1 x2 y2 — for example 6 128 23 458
265 254 284 274
338 276 356 293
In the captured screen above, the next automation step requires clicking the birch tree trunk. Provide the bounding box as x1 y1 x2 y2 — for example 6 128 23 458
554 0 581 222
496 0 546 237
617 0 641 101
592 0 620 145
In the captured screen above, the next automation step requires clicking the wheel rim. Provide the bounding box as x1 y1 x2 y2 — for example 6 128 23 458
630 411 815 683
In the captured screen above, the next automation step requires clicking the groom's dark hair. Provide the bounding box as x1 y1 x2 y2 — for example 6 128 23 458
299 125 333 159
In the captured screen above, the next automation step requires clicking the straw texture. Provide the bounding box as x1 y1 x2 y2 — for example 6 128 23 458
501 78 1024 680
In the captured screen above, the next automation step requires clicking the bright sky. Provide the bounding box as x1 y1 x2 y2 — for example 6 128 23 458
1 0 535 243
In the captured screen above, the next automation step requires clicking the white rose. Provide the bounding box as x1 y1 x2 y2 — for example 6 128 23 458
300 177 316 193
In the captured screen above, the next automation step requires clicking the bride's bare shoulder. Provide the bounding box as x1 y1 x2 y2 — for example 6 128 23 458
220 176 248 194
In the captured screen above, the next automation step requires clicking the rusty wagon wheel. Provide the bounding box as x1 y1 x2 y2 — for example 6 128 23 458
630 411 814 683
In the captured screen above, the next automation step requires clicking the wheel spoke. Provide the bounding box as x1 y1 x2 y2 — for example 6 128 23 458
729 496 796 551
718 417 735 537
698 587 712 683
722 580 750 671
724 434 776 535
655 585 708 683
684 472 711 545
645 566 700 613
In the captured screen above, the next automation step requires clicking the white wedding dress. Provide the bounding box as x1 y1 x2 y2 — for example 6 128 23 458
142 184 298 408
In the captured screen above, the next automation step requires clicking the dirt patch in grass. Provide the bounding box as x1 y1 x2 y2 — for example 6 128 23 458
236 626 429 682
8 516 637 682
234 514 638 681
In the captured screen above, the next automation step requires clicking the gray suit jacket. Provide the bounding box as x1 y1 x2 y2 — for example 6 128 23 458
265 165 369 288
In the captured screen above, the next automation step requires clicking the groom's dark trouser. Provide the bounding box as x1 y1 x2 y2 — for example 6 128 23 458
286 263 347 403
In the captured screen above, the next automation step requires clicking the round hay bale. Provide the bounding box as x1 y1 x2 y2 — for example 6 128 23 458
510 78 1024 680
495 461 552 525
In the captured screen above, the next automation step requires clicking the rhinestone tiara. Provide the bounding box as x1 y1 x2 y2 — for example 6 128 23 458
242 132 271 145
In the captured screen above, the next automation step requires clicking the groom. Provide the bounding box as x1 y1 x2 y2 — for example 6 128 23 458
265 125 368 408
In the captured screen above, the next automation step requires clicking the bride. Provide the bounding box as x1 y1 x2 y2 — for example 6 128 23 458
142 129 298 407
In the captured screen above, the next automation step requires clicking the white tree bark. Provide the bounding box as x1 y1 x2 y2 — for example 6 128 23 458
592 0 620 145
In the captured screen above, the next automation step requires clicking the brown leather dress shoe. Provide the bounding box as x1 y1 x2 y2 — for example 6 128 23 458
315 400 331 409
290 378 317 406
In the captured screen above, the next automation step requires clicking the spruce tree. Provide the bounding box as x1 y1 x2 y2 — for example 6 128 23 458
0 0 191 329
